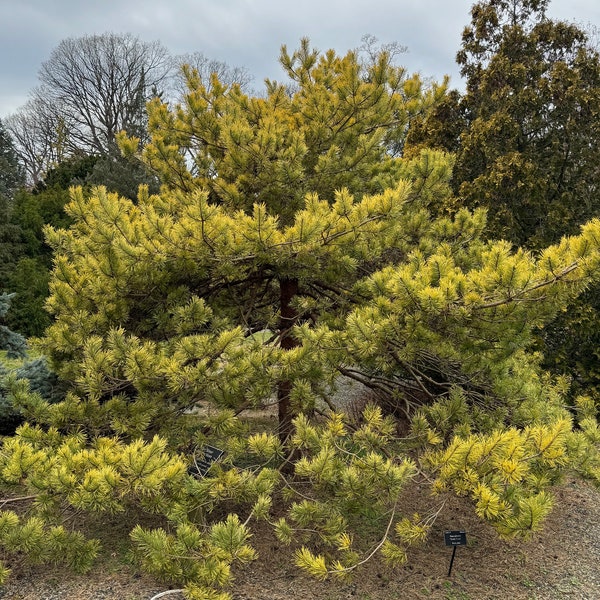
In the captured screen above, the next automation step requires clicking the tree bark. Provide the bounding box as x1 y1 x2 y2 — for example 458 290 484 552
277 277 299 444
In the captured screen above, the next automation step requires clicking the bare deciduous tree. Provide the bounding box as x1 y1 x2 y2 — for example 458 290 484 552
34 32 171 155
172 51 253 98
7 33 252 185
4 97 66 187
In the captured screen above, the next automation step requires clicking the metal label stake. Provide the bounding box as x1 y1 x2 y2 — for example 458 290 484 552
444 530 467 577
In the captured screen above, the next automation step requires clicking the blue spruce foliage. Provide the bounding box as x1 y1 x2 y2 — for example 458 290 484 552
0 293 65 434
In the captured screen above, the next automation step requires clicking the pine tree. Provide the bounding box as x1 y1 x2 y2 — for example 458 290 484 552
79 37 448 441
0 40 598 598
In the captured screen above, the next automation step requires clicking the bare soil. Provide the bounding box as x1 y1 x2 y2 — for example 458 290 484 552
1 476 598 600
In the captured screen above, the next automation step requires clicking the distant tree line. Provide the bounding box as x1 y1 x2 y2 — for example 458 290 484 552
4 32 252 188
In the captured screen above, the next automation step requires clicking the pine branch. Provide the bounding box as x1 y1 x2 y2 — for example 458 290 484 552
474 261 580 310
149 591 185 600
0 495 37 505
326 500 400 576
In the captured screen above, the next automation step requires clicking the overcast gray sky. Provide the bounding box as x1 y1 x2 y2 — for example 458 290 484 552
1 0 599 119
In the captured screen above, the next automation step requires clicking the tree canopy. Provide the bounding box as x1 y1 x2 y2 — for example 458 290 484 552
131 37 447 214
5 34 252 188
35 32 171 156
453 0 600 248
403 0 600 399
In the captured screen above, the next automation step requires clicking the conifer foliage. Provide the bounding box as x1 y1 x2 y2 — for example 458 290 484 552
0 293 65 433
454 0 600 248
0 40 599 598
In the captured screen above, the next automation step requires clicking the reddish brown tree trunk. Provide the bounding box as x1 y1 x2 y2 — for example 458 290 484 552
277 277 299 444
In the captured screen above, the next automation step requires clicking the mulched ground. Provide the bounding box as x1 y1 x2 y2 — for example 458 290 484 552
1 476 598 600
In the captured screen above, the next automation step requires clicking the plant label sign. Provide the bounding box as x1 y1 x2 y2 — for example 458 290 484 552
444 530 467 546
444 530 467 577
193 445 225 477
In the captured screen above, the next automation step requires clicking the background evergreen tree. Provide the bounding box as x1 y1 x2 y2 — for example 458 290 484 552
0 156 97 337
0 294 27 434
0 119 25 286
86 147 160 201
406 0 600 398
0 195 25 290
455 0 600 399
0 294 27 360
0 118 24 200
0 293 65 434
453 0 600 248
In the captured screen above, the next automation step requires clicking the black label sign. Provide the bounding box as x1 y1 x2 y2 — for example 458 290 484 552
193 445 225 477
444 531 467 546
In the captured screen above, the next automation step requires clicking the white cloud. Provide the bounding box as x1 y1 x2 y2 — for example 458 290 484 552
1 0 598 117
